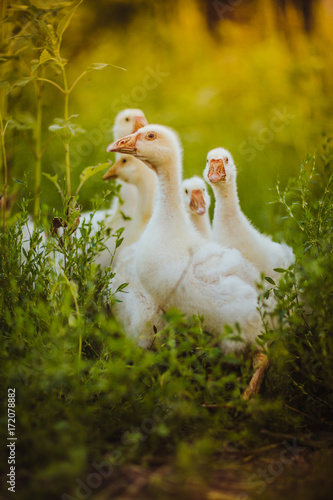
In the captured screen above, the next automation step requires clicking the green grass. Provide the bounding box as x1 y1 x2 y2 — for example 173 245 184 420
1 141 333 499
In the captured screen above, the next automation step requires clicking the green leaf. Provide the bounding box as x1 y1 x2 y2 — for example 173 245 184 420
48 117 85 140
8 4 29 10
114 227 125 238
85 63 126 73
115 283 128 293
68 279 79 300
265 276 276 285
120 211 132 221
40 49 53 64
57 1 83 39
79 163 109 184
13 178 26 185
32 49 55 73
43 173 59 189
15 77 35 87
49 124 63 132
273 268 286 273
15 112 36 130
30 0 72 8
68 313 76 327
6 117 34 131
34 19 57 45
86 63 109 71
8 77 35 93
273 289 285 299
115 237 124 248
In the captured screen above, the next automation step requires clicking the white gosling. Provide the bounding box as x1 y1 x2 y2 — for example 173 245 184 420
110 243 165 349
21 110 148 270
105 119 161 347
104 108 149 247
103 154 156 247
113 108 148 152
204 148 295 280
78 109 149 269
111 108 148 219
182 176 212 239
108 125 264 356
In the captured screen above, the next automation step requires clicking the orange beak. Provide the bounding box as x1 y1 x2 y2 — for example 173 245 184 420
107 133 137 154
207 159 226 183
189 189 206 215
103 160 120 180
132 115 148 132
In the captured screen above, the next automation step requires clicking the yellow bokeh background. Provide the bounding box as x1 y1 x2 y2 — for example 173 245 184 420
4 0 333 233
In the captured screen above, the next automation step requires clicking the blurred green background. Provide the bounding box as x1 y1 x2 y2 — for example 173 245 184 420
3 0 333 233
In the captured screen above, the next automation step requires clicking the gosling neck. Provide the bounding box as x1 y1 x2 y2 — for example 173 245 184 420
190 211 212 239
213 179 241 219
153 153 188 228
133 168 156 226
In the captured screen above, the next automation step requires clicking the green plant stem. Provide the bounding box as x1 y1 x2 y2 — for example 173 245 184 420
64 95 71 198
62 273 81 360
0 111 8 232
34 81 44 219
317 174 333 240
0 0 6 45
78 334 82 362
61 67 71 198
0 0 7 176
21 62 52 220
37 78 65 93
68 71 86 94
74 181 83 197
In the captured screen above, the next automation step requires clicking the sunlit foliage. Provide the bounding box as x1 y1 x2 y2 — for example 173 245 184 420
0 1 332 499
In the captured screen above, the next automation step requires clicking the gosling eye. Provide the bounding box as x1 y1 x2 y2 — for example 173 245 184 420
125 117 129 122
146 131 157 140
122 158 127 163
225 157 229 164
185 189 188 194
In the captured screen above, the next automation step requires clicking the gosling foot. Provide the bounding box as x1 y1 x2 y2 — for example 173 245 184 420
243 352 269 400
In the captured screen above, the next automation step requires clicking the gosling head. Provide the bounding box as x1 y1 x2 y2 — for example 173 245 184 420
103 154 150 186
107 124 183 173
204 148 236 186
182 176 210 216
113 108 148 140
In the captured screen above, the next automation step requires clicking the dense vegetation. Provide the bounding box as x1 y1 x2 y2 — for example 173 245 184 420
0 1 332 499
